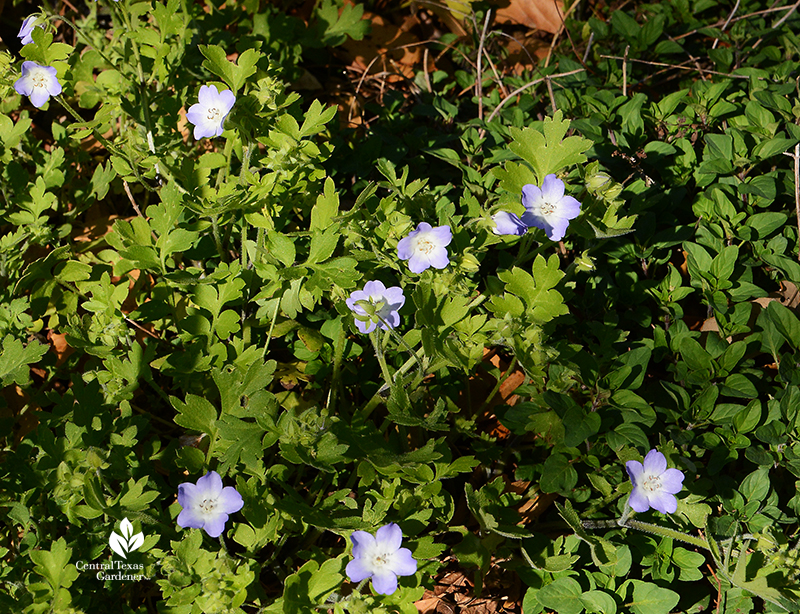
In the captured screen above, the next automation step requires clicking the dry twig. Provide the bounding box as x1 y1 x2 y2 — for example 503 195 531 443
713 0 741 49
476 9 492 121
485 68 586 123
783 144 800 261
599 55 752 80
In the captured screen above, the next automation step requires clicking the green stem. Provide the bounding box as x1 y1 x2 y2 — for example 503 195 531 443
327 320 346 415
205 431 218 466
358 357 447 422
113 0 161 177
211 215 227 262
241 213 248 269
622 519 710 551
56 96 124 158
238 143 253 269
515 236 552 269
369 330 394 392
216 137 235 190
264 299 281 355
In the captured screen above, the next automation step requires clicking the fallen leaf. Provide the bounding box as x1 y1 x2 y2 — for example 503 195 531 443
495 0 565 34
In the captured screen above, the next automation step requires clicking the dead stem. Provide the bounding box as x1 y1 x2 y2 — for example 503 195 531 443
476 9 492 121
713 0 741 49
599 55 751 80
485 68 586 124
783 144 800 261
622 45 630 97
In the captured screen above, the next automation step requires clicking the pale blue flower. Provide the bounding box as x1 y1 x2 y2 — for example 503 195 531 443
18 16 44 45
521 174 581 241
186 85 236 139
397 222 452 273
177 471 243 537
626 449 684 514
492 210 528 236
346 281 405 334
14 61 62 109
346 523 417 595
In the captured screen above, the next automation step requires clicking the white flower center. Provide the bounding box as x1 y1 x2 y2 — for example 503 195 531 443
199 497 218 514
32 71 48 89
642 474 662 492
372 552 390 568
540 200 556 216
415 237 436 255
206 107 221 122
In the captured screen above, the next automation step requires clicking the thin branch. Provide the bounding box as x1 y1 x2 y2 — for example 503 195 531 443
784 144 800 261
622 45 630 96
123 181 158 245
545 0 583 67
673 3 795 41
599 55 752 79
546 77 557 114
772 0 800 28
582 31 595 64
483 46 509 99
794 144 800 260
753 0 800 48
713 0 740 49
423 47 432 93
476 9 492 121
485 68 586 124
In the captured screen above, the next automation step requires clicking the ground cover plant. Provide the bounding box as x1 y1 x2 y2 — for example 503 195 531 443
4 0 800 612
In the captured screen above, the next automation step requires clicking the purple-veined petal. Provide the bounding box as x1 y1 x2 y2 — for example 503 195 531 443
648 491 678 515
426 246 450 269
387 547 417 576
30 89 49 108
492 211 528 236
642 449 667 475
546 218 571 242
428 225 452 245
218 89 236 114
196 471 223 498
381 286 406 308
345 557 375 582
540 174 566 201
218 486 244 514
177 507 205 529
197 84 218 107
354 318 376 334
375 523 403 552
350 530 377 559
177 482 198 509
407 252 430 273
625 460 644 484
371 569 399 595
363 280 387 296
660 468 685 494
202 513 229 538
379 311 400 330
397 236 414 260
521 184 543 209
627 488 651 513
555 195 581 219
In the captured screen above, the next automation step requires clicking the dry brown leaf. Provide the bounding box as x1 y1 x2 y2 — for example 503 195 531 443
72 214 121 242
518 491 558 523
495 0 565 34
341 12 422 80
47 330 73 367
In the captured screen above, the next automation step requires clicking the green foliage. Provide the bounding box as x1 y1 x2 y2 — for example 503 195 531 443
5 0 800 611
